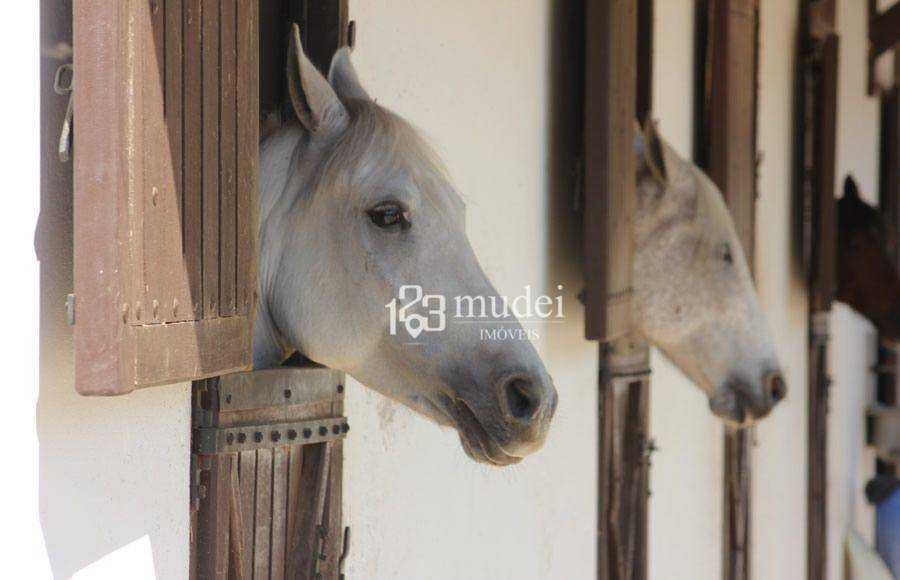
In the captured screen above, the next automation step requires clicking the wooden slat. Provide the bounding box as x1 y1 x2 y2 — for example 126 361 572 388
73 0 129 389
202 0 220 318
228 457 247 580
287 444 304 550
636 0 654 123
270 447 290 580
236 0 259 316
196 455 232 580
143 0 172 323
219 0 238 317
166 0 188 322
287 443 329 579
597 340 651 580
253 449 273 578
184 0 204 318
583 0 637 342
696 2 759 579
799 0 839 571
237 451 256 580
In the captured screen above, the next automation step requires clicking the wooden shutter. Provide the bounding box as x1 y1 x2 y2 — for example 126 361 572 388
72 0 259 395
696 2 760 579
584 2 655 580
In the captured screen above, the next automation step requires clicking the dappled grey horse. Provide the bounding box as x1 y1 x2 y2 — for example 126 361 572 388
253 27 557 466
632 121 786 425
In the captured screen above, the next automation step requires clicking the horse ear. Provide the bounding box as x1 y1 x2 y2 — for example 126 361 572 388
635 118 669 189
844 175 861 201
286 24 348 134
328 47 371 101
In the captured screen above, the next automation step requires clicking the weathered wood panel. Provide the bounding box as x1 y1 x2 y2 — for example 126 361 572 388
72 0 259 395
696 2 760 579
192 368 346 580
798 2 839 576
583 0 637 342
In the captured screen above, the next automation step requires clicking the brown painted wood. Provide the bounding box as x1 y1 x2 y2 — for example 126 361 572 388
196 454 233 580
184 0 204 317
236 0 259 317
253 448 274 578
636 0 654 124
583 0 637 342
696 2 760 579
287 442 329 579
228 458 247 580
166 0 188 322
72 0 258 395
271 446 290 580
798 0 839 573
220 0 238 318
237 451 256 580
202 0 221 318
597 339 651 580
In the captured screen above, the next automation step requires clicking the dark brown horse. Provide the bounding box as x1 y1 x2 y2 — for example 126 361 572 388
837 176 900 341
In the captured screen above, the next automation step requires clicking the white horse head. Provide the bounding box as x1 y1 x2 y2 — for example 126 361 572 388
253 27 557 466
633 121 786 426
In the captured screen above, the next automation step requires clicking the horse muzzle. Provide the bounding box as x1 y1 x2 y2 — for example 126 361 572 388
443 373 558 466
710 370 786 426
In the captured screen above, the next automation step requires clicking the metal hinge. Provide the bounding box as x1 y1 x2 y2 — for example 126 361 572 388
54 63 73 163
193 417 349 454
66 293 75 325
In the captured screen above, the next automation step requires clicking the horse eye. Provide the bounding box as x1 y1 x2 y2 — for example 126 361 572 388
720 243 734 265
367 203 411 230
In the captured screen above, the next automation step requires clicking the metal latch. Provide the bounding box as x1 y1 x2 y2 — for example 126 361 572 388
54 63 73 163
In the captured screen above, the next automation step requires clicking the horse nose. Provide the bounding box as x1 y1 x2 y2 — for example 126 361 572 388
497 374 556 424
765 371 787 404
499 376 542 422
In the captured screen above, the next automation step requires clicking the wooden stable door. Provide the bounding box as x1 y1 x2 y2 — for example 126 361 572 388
192 369 348 580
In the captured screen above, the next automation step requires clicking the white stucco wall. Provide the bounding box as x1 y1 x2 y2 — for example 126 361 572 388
7 1 882 579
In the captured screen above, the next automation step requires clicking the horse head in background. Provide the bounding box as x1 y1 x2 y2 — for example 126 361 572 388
253 26 557 466
837 176 900 341
631 121 786 426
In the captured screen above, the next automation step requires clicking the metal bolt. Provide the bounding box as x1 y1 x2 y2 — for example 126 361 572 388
318 426 328 437
271 431 281 442
303 428 313 439
225 394 232 405
226 433 234 445
332 424 341 435
283 389 292 399
254 432 263 443
287 429 298 440
237 433 247 443
341 423 350 433
336 384 345 394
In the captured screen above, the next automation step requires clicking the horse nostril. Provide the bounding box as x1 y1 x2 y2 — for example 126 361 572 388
766 372 787 404
501 377 541 422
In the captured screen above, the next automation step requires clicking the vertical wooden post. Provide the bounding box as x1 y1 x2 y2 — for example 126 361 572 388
798 2 838 578
876 40 900 478
695 2 760 579
584 1 654 579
